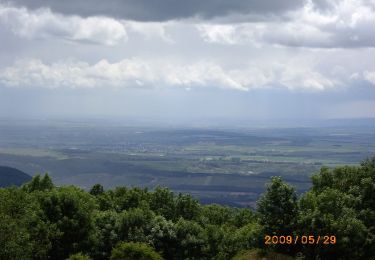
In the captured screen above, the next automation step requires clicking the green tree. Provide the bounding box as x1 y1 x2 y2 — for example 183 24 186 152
67 252 92 260
299 189 368 259
149 186 175 220
37 186 97 259
0 213 32 260
0 187 56 260
113 187 150 211
231 208 256 228
94 191 115 211
257 177 298 254
23 173 54 192
174 218 206 259
40 173 54 190
147 215 177 259
24 174 41 192
90 184 104 196
174 193 201 221
235 222 263 251
92 210 120 259
257 177 298 236
202 224 225 258
110 242 162 260
298 160 375 259
116 207 155 242
215 224 261 259
200 204 233 226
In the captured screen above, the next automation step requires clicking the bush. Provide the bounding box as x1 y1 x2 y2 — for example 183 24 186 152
67 252 92 260
110 242 162 260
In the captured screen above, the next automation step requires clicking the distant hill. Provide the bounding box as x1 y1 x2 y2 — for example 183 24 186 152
0 166 32 187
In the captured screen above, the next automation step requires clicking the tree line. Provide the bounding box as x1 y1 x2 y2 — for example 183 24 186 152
0 158 374 259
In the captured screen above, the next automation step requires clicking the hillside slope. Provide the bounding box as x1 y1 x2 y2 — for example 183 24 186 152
0 166 32 187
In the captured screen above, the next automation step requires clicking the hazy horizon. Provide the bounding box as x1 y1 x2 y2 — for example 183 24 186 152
2 116 375 129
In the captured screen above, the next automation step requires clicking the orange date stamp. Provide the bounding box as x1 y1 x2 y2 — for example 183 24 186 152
264 235 336 245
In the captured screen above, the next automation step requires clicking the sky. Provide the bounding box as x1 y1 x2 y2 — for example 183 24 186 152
1 0 375 124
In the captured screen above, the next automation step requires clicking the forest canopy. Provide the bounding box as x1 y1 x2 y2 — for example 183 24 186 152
0 158 374 260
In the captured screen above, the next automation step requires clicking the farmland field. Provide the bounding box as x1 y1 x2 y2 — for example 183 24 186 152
1 118 375 207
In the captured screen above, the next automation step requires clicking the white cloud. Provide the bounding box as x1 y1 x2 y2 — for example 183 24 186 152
197 24 240 45
125 21 174 43
0 58 246 90
278 65 336 90
0 4 128 45
0 4 176 45
2 0 375 49
0 58 339 91
0 1 372 93
364 70 375 85
197 0 375 48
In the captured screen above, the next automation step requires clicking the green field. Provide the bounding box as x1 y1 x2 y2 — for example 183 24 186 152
1 119 375 206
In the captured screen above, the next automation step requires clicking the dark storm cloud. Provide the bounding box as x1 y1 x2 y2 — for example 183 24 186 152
7 0 303 21
312 0 375 13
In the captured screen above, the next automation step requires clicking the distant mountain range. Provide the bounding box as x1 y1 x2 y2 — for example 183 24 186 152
0 166 32 187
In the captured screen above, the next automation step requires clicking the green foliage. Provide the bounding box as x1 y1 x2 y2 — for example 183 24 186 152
36 186 98 259
146 215 176 259
92 210 119 259
233 249 294 260
0 158 374 259
0 213 33 260
174 193 201 221
110 242 162 260
90 184 104 196
235 222 263 250
96 192 115 211
298 158 375 259
67 252 92 260
149 186 175 220
23 173 54 192
231 208 256 227
113 187 150 211
0 187 54 260
202 224 225 258
257 177 298 237
174 218 206 259
200 204 233 226
117 207 155 243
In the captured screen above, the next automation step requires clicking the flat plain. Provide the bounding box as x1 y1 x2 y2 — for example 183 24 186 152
1 119 374 207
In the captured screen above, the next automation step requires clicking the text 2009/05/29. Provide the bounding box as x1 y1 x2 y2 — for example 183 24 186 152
264 235 336 245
